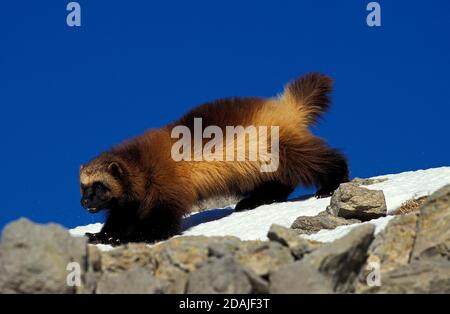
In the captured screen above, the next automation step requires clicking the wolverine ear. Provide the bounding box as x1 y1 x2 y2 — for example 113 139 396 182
80 165 84 171
108 162 124 178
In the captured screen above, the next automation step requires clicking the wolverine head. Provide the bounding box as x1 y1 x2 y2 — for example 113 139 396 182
79 160 125 213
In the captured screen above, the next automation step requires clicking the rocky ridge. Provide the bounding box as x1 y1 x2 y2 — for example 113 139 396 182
0 182 449 294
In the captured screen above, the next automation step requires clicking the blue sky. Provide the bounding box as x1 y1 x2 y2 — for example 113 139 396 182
1 1 449 230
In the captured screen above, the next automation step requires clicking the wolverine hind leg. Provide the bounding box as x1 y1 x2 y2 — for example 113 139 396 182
313 148 349 198
284 136 349 199
234 180 294 212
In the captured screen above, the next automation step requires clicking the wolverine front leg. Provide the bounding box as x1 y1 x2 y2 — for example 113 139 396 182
85 208 139 245
135 203 185 243
85 200 186 245
85 232 119 245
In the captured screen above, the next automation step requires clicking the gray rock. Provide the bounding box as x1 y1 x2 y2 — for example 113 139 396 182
367 262 450 294
355 187 450 294
270 224 375 293
98 235 283 293
267 224 322 259
327 183 387 221
78 245 103 294
291 211 360 235
236 241 294 276
96 266 163 294
411 185 450 262
269 260 334 293
355 213 418 293
0 218 87 294
243 268 269 294
186 256 253 294
351 177 388 186
367 213 418 272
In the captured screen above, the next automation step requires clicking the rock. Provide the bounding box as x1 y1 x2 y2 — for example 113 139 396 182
367 262 450 293
100 243 156 273
153 237 211 273
270 224 375 293
236 241 294 276
351 177 388 186
355 213 418 293
96 266 163 294
304 224 376 293
153 236 238 293
411 185 450 262
98 235 284 293
100 238 207 294
367 213 418 273
290 211 360 235
186 256 253 294
243 268 269 294
77 245 103 294
354 187 450 294
0 218 87 294
267 224 322 259
327 183 387 221
269 260 334 293
207 240 241 258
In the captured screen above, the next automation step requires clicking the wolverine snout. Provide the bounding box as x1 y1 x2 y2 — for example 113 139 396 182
80 197 102 213
80 190 105 213
81 198 90 208
80 181 114 213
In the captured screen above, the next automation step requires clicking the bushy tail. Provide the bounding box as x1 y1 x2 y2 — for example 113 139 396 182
282 73 333 126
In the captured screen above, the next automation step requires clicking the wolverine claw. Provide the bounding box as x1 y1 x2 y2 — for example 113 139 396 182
85 232 125 246
315 189 334 198
85 232 102 244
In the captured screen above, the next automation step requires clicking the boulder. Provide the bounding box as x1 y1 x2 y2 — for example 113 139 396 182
235 241 294 276
0 218 87 294
411 185 450 262
98 235 289 293
367 213 418 273
186 256 253 294
78 245 102 294
355 213 418 293
96 266 163 294
327 183 387 221
351 177 388 186
270 224 375 293
368 262 450 293
267 224 322 259
291 211 360 235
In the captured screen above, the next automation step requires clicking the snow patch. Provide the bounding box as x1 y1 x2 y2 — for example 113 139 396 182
70 166 450 250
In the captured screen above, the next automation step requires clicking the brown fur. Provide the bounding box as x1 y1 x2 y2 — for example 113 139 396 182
80 73 349 244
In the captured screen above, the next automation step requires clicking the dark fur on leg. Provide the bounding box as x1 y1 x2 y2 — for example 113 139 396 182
85 205 139 245
234 181 294 211
86 202 184 245
314 149 349 198
132 203 184 243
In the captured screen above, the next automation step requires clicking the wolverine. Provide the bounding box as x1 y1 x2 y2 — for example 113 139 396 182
80 73 349 245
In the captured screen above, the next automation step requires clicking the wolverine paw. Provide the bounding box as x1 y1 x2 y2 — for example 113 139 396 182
234 198 260 212
85 232 123 246
85 232 103 244
315 189 334 198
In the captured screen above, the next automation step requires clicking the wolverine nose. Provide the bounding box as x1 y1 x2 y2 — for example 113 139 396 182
81 198 90 208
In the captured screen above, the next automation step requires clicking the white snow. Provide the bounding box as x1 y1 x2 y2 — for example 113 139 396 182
70 166 450 250
70 223 103 236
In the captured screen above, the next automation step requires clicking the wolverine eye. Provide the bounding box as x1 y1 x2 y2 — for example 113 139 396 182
94 182 111 195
